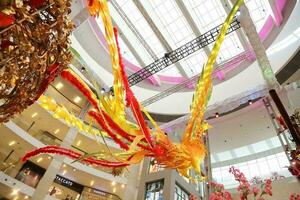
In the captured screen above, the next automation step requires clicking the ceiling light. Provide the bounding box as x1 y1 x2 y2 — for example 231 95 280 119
113 188 116 193
81 67 85 72
111 181 116 186
215 113 219 118
24 196 28 199
54 129 60 134
31 112 38 118
121 184 125 188
9 141 16 146
101 88 105 94
63 164 66 168
55 82 64 90
248 100 253 105
47 156 51 160
73 96 82 103
73 168 76 172
76 140 82 146
62 170 67 175
11 189 19 195
90 180 94 186
37 157 43 163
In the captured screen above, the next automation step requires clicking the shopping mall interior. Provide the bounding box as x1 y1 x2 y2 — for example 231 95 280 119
0 0 300 199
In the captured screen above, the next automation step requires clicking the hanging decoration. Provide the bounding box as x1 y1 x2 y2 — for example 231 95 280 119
0 0 74 123
23 0 244 180
37 95 107 137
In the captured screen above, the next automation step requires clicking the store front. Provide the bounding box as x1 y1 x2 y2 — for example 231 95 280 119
49 175 84 200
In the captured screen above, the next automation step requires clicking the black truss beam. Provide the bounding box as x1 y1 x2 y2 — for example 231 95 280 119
127 18 241 86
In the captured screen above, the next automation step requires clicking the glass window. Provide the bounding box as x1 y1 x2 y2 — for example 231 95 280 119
146 0 195 49
251 140 269 153
217 151 233 162
234 146 250 157
174 184 189 200
145 180 164 200
244 0 272 31
113 0 166 59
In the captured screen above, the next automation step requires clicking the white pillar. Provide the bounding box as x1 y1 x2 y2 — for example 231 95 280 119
123 164 142 200
32 102 89 199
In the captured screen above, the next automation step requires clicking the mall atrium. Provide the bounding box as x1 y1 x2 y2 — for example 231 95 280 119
0 0 300 199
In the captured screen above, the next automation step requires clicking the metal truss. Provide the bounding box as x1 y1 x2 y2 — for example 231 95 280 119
141 51 253 107
127 18 241 86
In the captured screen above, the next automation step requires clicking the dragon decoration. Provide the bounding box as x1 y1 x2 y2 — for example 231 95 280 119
21 0 244 180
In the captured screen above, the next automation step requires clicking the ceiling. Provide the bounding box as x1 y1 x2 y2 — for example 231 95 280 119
107 0 270 78
69 0 299 115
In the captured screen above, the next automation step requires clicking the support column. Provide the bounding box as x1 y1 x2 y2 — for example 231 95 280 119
32 101 89 199
123 163 142 200
238 2 300 146
263 97 293 161
269 90 300 145
203 131 212 199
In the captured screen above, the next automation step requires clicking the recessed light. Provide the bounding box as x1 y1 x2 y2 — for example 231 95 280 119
31 112 38 118
111 181 116 186
76 140 82 146
215 113 219 118
63 164 66 168
54 129 60 134
11 189 19 195
47 156 51 160
113 188 116 193
121 184 125 188
37 157 43 163
24 196 28 199
9 141 16 146
248 100 253 105
62 170 67 175
73 168 76 172
73 96 82 103
55 82 64 90
90 180 94 186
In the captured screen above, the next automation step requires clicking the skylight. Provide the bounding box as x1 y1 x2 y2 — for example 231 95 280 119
118 37 140 66
113 0 166 59
244 0 272 31
144 0 195 48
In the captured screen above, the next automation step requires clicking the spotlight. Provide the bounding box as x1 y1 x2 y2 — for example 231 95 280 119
121 184 125 188
215 113 219 118
113 188 116 193
76 140 82 146
81 67 85 72
54 129 60 134
31 112 38 118
55 82 64 90
11 189 19 195
73 96 82 103
9 141 16 146
73 168 76 172
90 180 94 186
62 170 67 175
111 181 116 186
101 88 106 94
248 100 253 105
37 157 43 163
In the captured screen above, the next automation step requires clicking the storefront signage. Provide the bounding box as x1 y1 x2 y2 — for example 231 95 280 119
54 175 84 193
